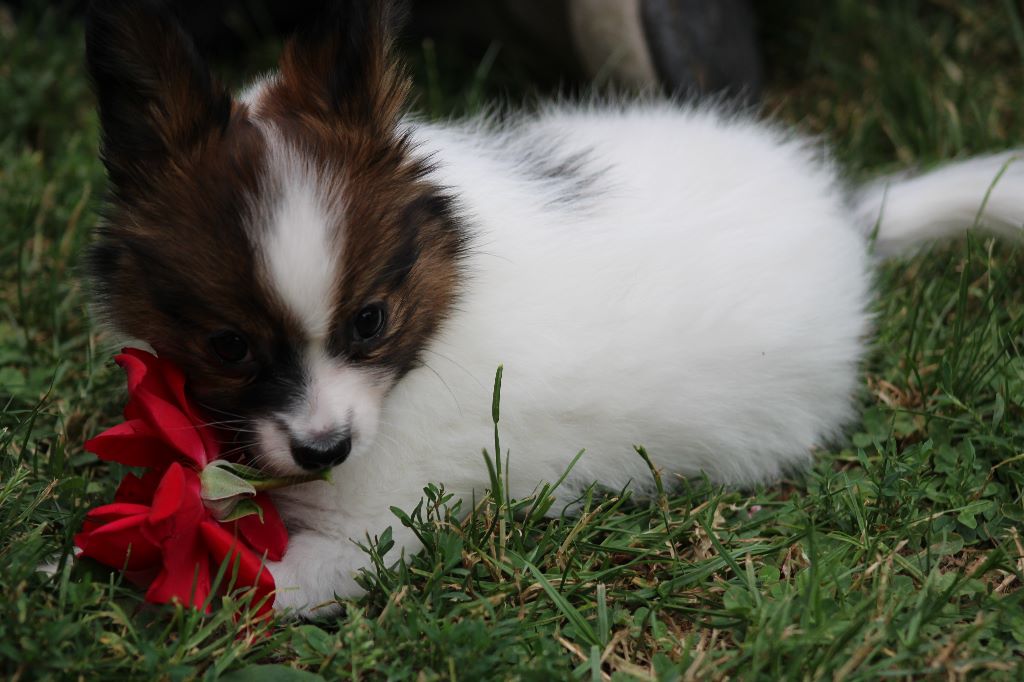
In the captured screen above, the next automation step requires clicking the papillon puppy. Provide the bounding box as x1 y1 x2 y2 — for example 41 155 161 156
84 0 1023 616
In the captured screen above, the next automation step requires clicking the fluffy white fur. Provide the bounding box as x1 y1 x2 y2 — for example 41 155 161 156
258 100 1023 616
854 150 1024 256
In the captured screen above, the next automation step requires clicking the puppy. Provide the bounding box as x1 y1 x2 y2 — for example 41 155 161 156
84 0 1024 616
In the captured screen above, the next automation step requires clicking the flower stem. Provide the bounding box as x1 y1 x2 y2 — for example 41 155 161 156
249 470 331 492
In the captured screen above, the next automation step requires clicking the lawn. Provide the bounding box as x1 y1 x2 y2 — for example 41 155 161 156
2 1 1024 679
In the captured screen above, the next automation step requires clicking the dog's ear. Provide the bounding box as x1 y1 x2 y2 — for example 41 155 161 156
86 0 231 192
277 0 410 132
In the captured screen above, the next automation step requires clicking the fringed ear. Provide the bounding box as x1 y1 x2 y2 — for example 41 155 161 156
86 0 231 192
277 0 411 132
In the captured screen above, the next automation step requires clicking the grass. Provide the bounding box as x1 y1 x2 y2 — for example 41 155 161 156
2 1 1024 679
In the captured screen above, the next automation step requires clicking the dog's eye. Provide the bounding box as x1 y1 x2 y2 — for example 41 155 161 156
210 331 250 364
353 304 386 341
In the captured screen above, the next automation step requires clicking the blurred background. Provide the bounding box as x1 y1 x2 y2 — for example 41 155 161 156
4 0 765 100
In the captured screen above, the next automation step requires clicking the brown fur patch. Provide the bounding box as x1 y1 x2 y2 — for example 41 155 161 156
86 0 233 193
89 102 311 411
274 0 410 134
88 0 467 422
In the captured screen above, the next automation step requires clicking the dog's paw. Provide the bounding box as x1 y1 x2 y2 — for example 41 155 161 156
271 583 343 620
265 534 363 619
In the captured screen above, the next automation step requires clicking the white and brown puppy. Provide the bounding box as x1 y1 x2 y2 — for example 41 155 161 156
84 0 1024 616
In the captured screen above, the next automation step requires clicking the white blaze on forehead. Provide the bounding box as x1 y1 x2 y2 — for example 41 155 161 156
238 73 276 109
258 128 344 339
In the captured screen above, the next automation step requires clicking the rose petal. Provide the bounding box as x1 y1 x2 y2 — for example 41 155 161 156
85 419 182 469
147 463 186 523
76 512 162 571
116 350 169 420
131 388 209 468
114 470 164 504
147 463 206 531
142 466 213 609
76 502 150 543
194 423 221 464
200 520 275 613
85 502 153 520
117 347 181 395
145 536 212 610
113 351 211 467
169 391 221 461
235 493 288 562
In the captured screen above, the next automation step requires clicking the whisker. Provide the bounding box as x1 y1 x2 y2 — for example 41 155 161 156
217 442 257 459
195 419 253 428
162 420 261 433
197 403 250 421
422 348 483 388
421 361 463 416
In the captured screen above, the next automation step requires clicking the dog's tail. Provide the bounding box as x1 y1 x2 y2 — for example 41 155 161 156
852 151 1024 257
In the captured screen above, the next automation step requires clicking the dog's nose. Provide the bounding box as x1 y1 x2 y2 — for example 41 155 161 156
290 434 352 470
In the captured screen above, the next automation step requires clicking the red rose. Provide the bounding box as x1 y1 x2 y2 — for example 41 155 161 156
75 349 293 614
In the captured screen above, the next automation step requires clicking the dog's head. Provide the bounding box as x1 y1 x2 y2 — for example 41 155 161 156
85 0 466 474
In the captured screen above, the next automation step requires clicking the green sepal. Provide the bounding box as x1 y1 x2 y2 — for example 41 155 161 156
218 497 265 523
200 460 258 501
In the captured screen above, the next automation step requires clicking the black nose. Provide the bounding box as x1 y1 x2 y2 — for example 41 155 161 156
291 435 352 470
